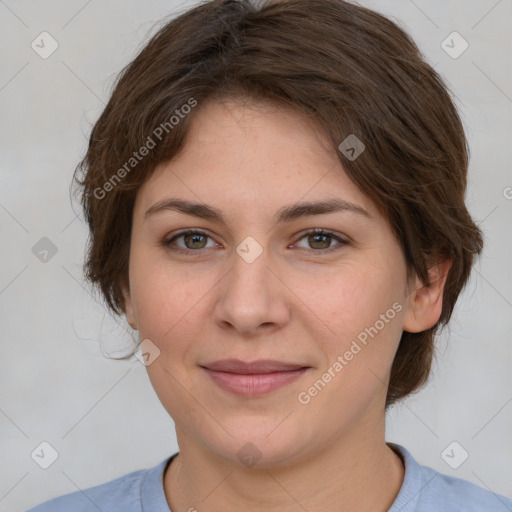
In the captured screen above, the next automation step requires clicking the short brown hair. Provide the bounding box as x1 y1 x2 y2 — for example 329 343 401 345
75 0 483 407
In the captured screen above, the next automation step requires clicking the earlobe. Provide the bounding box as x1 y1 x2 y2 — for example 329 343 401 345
402 258 452 333
122 286 138 330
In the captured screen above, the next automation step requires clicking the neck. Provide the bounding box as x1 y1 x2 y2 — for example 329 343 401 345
163 413 404 512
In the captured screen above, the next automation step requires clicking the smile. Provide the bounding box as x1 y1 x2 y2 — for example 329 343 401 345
200 359 311 396
202 368 310 396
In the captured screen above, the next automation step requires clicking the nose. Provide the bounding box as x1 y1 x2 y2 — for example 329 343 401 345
213 247 291 338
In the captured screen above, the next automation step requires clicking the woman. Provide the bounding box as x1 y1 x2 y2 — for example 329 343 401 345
27 0 512 510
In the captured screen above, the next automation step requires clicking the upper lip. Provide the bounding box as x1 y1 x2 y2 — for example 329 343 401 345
201 359 309 374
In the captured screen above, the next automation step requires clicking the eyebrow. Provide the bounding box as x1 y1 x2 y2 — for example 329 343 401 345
144 197 373 223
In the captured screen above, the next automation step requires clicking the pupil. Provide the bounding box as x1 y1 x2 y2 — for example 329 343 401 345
187 234 206 248
311 234 329 249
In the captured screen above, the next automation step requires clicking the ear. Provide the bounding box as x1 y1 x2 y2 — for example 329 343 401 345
122 285 138 330
402 258 452 333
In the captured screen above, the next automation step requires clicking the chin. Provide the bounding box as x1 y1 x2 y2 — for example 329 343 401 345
206 420 310 469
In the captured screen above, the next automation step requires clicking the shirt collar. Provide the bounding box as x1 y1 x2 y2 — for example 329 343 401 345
141 452 178 511
387 442 430 512
141 444 427 512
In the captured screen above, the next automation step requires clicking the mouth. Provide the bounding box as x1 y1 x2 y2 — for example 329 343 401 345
200 359 311 396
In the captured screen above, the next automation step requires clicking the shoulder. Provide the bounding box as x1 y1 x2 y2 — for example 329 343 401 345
25 456 173 512
389 443 512 512
417 463 512 512
26 468 148 512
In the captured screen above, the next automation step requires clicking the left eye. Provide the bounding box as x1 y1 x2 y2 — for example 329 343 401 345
293 229 347 251
163 229 347 253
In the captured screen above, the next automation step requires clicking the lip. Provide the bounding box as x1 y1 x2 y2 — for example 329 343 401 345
202 359 307 374
200 359 310 396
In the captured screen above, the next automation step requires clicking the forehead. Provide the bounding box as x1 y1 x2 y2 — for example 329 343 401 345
135 98 379 222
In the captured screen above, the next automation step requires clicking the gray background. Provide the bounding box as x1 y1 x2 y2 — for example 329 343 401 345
0 0 511 510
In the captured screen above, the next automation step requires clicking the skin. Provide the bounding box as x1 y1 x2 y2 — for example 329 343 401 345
124 97 451 512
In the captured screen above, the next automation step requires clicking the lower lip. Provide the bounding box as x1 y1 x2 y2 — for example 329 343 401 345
202 367 309 396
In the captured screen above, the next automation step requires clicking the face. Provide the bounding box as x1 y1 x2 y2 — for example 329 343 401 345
124 98 436 467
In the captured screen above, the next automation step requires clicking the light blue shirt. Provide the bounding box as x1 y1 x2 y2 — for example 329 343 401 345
26 443 512 511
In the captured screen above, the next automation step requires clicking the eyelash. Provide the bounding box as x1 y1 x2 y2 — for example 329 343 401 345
162 228 348 255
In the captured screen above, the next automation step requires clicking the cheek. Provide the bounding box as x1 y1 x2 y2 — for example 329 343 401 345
301 259 406 405
295 263 404 421
298 257 404 343
128 252 206 344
